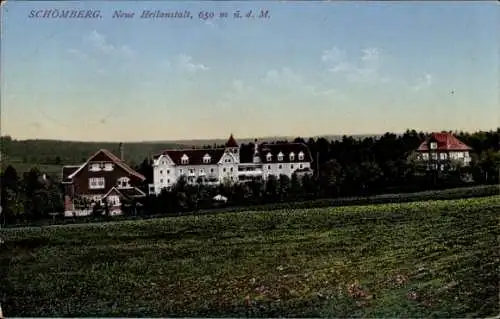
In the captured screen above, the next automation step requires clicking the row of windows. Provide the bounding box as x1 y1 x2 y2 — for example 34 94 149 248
180 154 222 165
88 177 130 189
159 176 224 185
272 163 304 170
266 152 304 162
420 152 468 161
160 167 219 175
161 151 305 166
160 163 305 176
89 177 105 189
89 162 114 172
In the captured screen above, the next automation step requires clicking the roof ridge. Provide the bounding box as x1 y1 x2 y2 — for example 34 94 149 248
67 149 145 181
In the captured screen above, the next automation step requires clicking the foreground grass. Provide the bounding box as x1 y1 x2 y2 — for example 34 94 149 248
1 196 499 317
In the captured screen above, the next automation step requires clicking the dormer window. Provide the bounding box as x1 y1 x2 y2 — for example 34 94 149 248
430 142 437 150
203 154 211 164
104 163 114 171
89 163 101 172
181 154 189 164
289 152 295 161
117 177 131 188
298 151 304 161
266 153 272 162
277 152 284 161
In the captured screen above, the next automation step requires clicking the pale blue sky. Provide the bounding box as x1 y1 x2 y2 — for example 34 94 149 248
1 1 499 141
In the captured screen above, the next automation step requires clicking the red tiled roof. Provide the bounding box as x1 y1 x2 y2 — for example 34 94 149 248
259 143 313 163
157 148 226 165
66 149 145 180
417 132 471 151
225 134 238 148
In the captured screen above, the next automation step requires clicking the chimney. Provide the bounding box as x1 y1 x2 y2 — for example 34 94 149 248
119 143 124 161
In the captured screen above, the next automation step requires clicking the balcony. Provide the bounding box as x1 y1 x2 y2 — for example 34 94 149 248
238 169 263 177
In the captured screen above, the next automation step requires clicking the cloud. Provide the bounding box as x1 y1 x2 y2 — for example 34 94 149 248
321 47 353 73
217 79 256 107
263 67 301 86
361 47 382 64
67 48 89 60
412 73 433 91
84 30 135 58
176 54 209 72
321 46 390 84
161 59 171 68
260 67 347 103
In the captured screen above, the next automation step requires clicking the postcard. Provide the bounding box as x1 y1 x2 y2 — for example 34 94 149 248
0 0 499 317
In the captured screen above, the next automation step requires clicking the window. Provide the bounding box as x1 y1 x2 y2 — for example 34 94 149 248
181 154 189 164
230 167 233 172
179 169 183 174
167 179 170 184
430 142 437 150
89 163 101 172
107 195 120 206
266 153 272 162
223 168 226 172
162 160 166 165
268 165 271 170
167 169 170 174
160 170 163 174
89 177 105 189
160 178 163 184
104 163 114 171
189 169 194 174
277 152 284 161
299 164 303 169
203 154 211 164
298 152 304 161
210 168 214 173
291 164 294 169
440 153 447 160
278 164 282 169
289 152 295 161
117 177 130 188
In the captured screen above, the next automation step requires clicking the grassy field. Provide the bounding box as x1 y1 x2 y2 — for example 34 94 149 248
1 196 499 317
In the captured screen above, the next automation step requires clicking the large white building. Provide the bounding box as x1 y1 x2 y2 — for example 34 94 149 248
148 134 313 195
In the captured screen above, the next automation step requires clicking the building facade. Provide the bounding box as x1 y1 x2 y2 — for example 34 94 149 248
61 148 146 217
149 134 313 195
415 132 472 171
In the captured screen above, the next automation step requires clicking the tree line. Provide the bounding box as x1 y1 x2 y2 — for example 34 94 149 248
137 129 500 215
1 129 500 224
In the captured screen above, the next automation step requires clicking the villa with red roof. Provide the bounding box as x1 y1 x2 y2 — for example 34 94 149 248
415 132 472 171
149 134 313 195
61 147 146 217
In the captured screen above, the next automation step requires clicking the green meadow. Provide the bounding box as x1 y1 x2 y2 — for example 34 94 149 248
1 196 498 317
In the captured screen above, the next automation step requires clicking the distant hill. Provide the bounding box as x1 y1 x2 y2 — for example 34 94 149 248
140 134 381 146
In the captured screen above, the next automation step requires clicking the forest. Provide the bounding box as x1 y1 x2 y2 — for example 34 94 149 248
1 128 499 225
